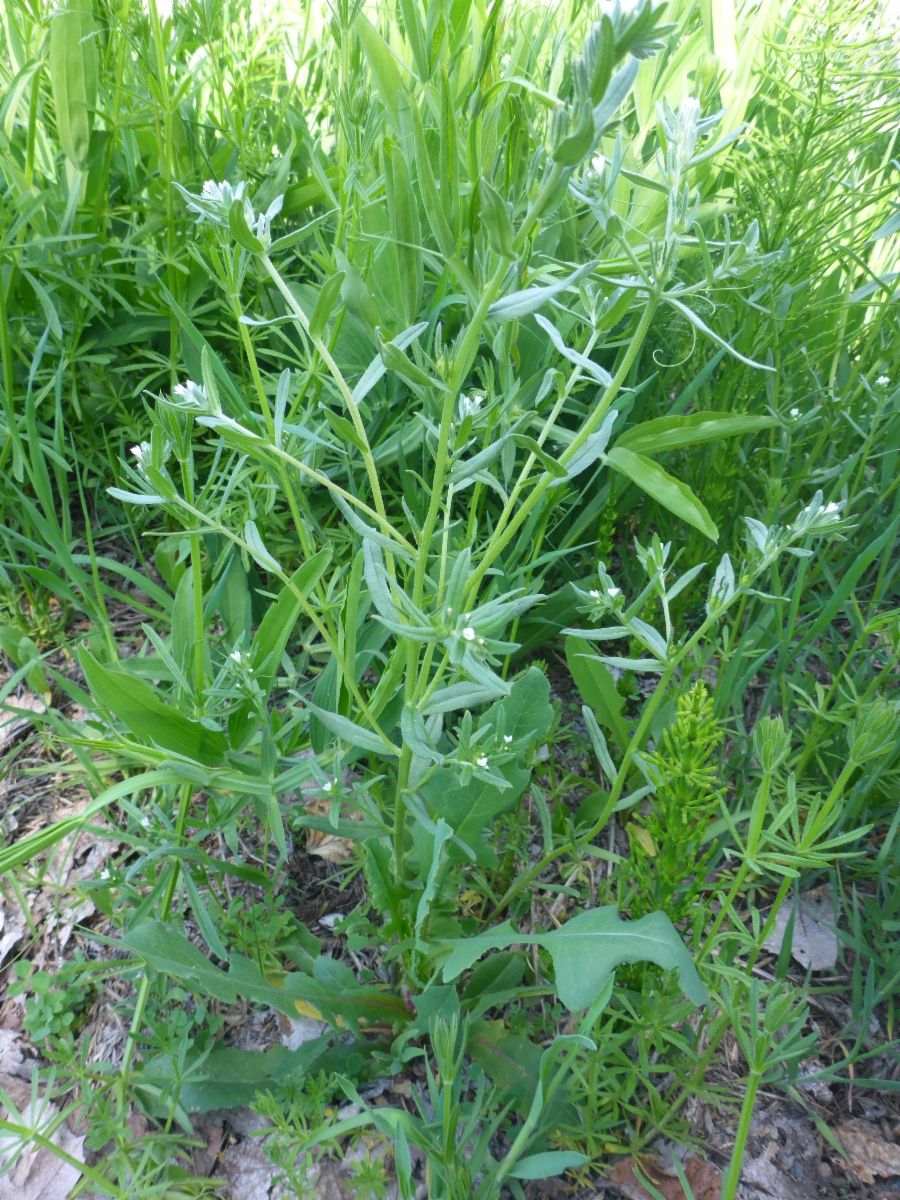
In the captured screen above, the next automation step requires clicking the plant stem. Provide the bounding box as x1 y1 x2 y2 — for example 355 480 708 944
721 1069 761 1200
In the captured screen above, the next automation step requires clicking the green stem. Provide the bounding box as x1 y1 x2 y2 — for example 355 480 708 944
721 1071 761 1200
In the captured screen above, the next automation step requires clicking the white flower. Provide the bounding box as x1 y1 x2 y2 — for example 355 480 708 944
458 394 483 421
140 816 150 829
607 586 621 598
877 375 890 386
825 501 840 514
462 627 476 641
172 380 209 410
790 407 800 418
503 735 513 744
130 444 143 461
589 589 601 599
322 779 333 792
476 756 489 768
591 153 606 175
100 869 110 880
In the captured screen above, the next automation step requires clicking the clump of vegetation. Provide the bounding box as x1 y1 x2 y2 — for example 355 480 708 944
0 0 899 1194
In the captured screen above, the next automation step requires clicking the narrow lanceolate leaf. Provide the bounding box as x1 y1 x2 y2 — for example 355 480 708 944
304 701 398 756
309 272 345 340
534 314 612 386
605 447 718 541
440 906 707 1009
229 199 264 253
563 411 618 480
49 0 98 170
244 520 281 573
488 262 598 322
79 649 226 766
665 297 774 371
615 410 777 455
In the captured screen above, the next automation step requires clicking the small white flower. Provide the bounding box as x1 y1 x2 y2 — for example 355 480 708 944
140 816 150 829
476 756 489 768
825 501 840 514
130 444 143 460
230 648 242 662
877 375 890 386
100 869 110 880
172 380 209 410
462 627 476 641
503 735 513 744
790 407 800 418
591 153 606 175
458 394 483 421
607 586 621 598
322 779 333 792
589 589 601 599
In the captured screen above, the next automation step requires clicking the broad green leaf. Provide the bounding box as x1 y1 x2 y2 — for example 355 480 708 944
615 411 777 455
139 1037 344 1112
482 665 554 744
606 447 718 542
420 766 529 867
565 637 630 749
508 1152 590 1180
49 0 98 170
441 906 708 1009
121 922 410 1032
466 1020 577 1126
79 649 226 766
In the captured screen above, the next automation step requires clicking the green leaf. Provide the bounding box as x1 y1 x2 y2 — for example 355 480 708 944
49 0 98 171
615 411 778 455
441 906 708 1009
320 405 368 455
564 637 630 749
411 103 455 259
379 338 447 391
479 178 516 258
139 1037 342 1113
229 198 264 253
79 649 226 766
508 1152 590 1180
488 262 597 322
484 665 555 744
354 13 402 129
420 766 529 868
304 701 398 756
466 1020 577 1126
310 272 345 339
121 921 410 1032
606 447 718 542
511 434 569 480
384 139 423 326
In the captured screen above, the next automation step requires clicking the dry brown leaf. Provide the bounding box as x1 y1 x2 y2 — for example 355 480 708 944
0 1117 83 1200
304 798 361 862
741 1141 805 1199
608 1155 721 1200
835 1118 900 1184
0 695 46 752
763 887 838 972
